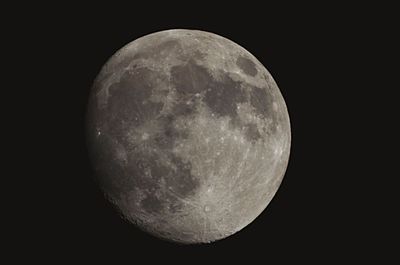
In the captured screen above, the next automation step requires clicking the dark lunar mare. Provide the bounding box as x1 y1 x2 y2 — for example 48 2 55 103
170 58 276 143
87 65 201 217
236 56 258 76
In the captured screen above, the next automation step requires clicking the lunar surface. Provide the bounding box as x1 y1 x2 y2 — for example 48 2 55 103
86 29 290 244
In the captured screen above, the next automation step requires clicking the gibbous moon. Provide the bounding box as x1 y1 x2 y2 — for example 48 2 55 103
86 29 290 244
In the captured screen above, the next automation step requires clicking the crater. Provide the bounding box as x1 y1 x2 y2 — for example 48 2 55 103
236 56 258 76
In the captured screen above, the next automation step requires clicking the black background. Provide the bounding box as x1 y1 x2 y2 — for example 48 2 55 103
8 2 396 263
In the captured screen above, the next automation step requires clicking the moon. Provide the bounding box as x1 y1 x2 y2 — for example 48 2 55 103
86 29 290 244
